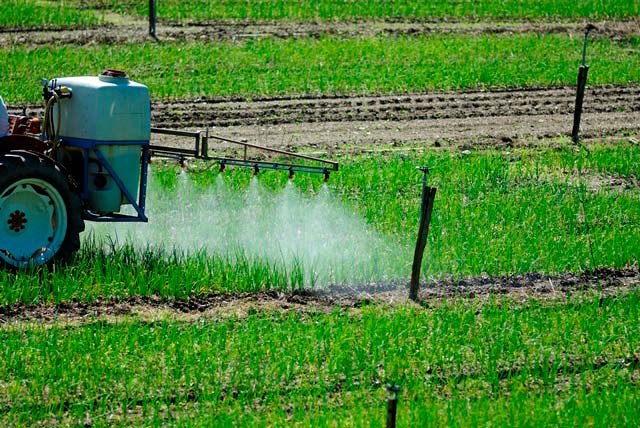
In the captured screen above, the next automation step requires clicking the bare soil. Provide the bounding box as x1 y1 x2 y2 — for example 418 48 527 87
0 267 637 326
1 19 637 46
10 86 639 151
148 86 639 151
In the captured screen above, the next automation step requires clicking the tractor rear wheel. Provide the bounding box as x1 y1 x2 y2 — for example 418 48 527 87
0 150 84 268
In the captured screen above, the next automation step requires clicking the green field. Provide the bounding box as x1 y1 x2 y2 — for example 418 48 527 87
2 141 639 306
2 0 636 28
2 34 639 104
2 1 639 427
66 0 640 22
0 0 102 28
2 293 639 427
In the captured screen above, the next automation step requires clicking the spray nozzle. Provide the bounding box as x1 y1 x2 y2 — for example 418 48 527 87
253 164 260 176
288 168 295 180
323 168 330 183
179 157 187 169
219 160 226 173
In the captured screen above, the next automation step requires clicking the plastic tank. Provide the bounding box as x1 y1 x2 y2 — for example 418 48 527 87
53 71 150 214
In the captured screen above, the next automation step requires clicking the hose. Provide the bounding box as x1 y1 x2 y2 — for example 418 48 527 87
42 93 60 153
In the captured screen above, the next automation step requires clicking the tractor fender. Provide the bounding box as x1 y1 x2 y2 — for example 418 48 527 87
0 135 49 155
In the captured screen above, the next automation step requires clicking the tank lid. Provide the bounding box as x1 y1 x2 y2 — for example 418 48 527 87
99 69 129 82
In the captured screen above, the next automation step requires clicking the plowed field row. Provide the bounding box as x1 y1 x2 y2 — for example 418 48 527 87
1 19 637 47
149 85 640 128
9 85 638 149
11 85 638 130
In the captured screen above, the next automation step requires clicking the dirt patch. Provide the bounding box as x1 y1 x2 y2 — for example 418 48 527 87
582 172 640 192
144 86 639 151
1 267 637 326
145 86 640 129
2 19 637 47
9 86 639 151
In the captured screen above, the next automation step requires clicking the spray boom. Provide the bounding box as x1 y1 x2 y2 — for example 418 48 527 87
149 128 338 180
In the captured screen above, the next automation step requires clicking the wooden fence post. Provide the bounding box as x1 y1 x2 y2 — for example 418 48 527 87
409 167 436 302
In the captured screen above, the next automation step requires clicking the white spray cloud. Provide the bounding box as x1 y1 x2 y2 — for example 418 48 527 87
84 168 409 286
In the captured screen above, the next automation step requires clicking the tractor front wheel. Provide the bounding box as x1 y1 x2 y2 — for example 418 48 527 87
0 150 84 268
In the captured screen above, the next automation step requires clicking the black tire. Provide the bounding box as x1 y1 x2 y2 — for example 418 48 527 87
0 150 84 268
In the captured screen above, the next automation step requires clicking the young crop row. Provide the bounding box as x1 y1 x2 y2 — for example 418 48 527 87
1 292 639 426
0 0 102 29
1 140 638 306
71 0 639 23
3 0 637 28
3 34 639 104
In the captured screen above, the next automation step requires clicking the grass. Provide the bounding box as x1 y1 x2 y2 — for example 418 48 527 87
3 1 637 29
3 2 639 427
343 140 640 275
71 0 640 22
1 292 638 426
0 139 638 306
0 0 103 29
2 0 637 28
2 34 639 104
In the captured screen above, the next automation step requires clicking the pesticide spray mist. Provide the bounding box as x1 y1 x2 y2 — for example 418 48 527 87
85 168 409 286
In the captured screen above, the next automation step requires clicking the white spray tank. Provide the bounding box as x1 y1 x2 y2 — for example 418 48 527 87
53 70 150 214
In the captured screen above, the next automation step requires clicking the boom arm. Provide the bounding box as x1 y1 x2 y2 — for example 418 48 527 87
149 128 338 178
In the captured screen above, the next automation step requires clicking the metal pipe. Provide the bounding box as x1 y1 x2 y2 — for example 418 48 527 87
149 0 157 39
149 127 339 173
386 385 401 428
581 24 597 66
206 134 339 170
220 158 328 174
202 128 209 158
138 145 150 216
572 24 597 143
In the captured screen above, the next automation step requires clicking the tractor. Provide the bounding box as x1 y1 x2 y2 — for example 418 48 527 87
0 70 338 268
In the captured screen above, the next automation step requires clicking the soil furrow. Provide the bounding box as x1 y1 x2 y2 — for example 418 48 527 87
146 86 640 128
8 86 639 149
1 19 637 47
0 267 637 326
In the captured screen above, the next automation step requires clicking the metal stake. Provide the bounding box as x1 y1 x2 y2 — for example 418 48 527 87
571 24 597 143
386 385 401 428
149 0 157 39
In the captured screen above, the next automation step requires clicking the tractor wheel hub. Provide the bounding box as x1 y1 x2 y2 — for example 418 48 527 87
7 210 28 232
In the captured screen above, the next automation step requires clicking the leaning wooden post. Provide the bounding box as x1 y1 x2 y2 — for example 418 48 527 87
409 166 437 302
